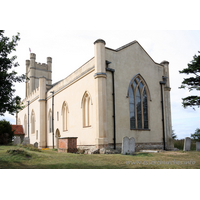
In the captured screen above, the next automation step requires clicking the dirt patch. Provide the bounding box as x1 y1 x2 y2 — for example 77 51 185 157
161 151 188 155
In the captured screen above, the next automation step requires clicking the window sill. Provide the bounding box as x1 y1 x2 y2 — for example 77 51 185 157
131 129 150 131
83 126 91 128
63 130 68 132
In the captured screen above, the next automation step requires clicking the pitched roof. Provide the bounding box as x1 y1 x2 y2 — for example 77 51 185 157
12 125 25 135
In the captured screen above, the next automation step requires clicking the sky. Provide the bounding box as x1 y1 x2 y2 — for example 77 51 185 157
1 30 200 140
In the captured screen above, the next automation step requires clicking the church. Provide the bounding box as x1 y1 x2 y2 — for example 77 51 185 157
17 39 173 151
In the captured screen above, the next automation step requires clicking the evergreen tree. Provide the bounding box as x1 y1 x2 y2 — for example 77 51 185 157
191 128 200 142
0 30 25 116
179 51 200 108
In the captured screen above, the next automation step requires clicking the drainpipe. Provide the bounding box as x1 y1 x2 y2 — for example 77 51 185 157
27 101 30 138
106 61 116 150
50 91 54 149
159 76 167 150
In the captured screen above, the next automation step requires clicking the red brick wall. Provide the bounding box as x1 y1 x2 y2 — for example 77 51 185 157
58 137 78 153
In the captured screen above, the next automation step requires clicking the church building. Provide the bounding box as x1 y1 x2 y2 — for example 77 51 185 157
17 39 173 151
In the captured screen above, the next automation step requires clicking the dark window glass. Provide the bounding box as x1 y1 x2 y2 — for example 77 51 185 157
143 89 148 129
129 86 135 129
136 88 142 128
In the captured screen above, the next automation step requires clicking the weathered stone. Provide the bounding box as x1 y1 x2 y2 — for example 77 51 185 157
13 136 21 145
129 137 135 155
100 148 106 154
196 142 200 151
34 142 38 148
22 137 30 146
183 137 191 151
122 136 130 155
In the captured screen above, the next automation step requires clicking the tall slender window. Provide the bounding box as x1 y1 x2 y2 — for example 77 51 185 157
82 91 92 127
62 102 68 131
48 109 52 133
129 75 149 129
31 110 35 134
24 114 27 135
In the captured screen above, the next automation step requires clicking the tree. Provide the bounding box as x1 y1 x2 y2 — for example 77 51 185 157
172 130 177 140
0 30 26 116
0 119 14 145
179 51 200 108
191 128 200 142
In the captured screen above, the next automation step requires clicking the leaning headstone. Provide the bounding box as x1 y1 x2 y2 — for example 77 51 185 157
183 137 191 151
22 137 30 146
122 136 130 155
196 142 200 151
34 142 38 148
13 136 21 145
129 137 135 155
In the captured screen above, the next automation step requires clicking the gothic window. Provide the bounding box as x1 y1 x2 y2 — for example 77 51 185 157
129 75 149 130
31 110 35 134
18 118 21 125
24 114 27 135
62 102 68 131
82 91 92 127
48 109 52 133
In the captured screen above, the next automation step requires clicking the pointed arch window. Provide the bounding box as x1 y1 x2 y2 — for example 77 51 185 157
129 74 149 130
82 91 92 127
24 114 27 136
31 110 35 134
48 109 52 133
62 102 68 131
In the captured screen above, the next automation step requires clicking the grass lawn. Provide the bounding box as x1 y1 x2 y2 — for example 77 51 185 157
0 145 200 169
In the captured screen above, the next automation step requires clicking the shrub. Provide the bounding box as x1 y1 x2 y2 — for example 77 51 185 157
0 120 14 145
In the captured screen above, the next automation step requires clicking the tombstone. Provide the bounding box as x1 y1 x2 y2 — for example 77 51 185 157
183 137 191 151
34 142 38 148
22 137 30 146
129 137 135 155
122 136 135 155
13 136 21 145
122 136 130 155
196 142 200 151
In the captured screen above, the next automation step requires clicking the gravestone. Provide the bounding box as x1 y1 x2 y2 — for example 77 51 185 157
13 136 21 145
196 142 200 151
122 136 135 155
129 137 135 155
183 137 191 151
22 137 30 146
34 142 38 148
122 136 130 155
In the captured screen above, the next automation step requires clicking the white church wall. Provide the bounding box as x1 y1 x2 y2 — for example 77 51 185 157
46 58 96 148
105 42 165 146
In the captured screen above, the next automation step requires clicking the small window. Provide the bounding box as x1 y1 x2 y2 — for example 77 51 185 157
57 112 59 121
62 102 68 131
36 130 38 140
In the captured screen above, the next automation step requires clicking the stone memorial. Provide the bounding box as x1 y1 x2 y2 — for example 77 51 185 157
196 142 200 151
34 142 38 148
122 136 130 155
22 137 30 146
13 136 21 145
129 137 135 155
122 136 135 155
183 137 191 151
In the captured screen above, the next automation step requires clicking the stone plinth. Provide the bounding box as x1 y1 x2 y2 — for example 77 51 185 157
58 137 78 153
